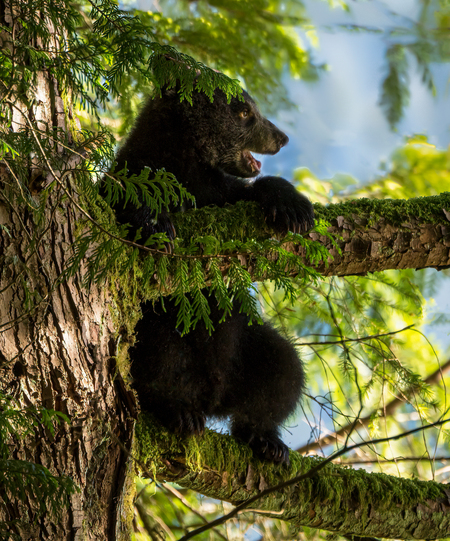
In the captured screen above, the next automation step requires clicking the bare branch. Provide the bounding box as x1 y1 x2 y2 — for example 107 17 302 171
297 357 450 455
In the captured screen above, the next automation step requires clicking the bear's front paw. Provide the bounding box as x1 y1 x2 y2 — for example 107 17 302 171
115 206 177 250
252 176 314 235
141 212 177 251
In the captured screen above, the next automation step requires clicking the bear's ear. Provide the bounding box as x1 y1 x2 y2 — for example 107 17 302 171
160 83 179 97
160 76 200 100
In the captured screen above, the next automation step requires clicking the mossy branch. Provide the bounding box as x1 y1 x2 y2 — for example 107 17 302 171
136 416 450 540
172 192 450 279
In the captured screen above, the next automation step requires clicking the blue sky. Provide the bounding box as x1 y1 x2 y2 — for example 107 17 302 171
264 0 450 183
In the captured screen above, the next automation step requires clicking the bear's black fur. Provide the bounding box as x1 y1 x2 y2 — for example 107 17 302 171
114 85 314 464
114 87 314 241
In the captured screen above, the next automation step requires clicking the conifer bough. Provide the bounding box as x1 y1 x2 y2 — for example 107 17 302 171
171 193 450 281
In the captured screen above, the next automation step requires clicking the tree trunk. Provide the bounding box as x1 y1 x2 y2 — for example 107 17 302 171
0 1 134 538
0 188 135 540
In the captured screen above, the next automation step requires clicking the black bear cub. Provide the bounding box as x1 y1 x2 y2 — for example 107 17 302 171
114 83 314 464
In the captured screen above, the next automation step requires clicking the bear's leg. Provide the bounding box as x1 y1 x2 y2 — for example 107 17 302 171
226 322 305 464
131 301 213 437
144 396 206 436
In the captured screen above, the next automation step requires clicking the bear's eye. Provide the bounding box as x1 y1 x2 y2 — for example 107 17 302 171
239 109 250 119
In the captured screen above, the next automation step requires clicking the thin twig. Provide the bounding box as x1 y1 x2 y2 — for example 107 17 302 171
337 456 450 465
297 324 414 346
161 483 228 541
297 356 450 455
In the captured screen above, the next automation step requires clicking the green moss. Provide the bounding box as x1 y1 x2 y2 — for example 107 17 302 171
172 194 450 244
137 416 332 490
172 200 270 244
116 437 138 541
136 413 317 499
136 413 254 475
313 192 450 226
300 457 446 525
83 194 172 380
136 414 449 529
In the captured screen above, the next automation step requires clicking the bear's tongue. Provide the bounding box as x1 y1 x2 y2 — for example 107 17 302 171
243 151 261 173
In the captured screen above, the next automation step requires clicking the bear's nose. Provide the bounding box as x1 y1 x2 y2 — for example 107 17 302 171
280 132 289 148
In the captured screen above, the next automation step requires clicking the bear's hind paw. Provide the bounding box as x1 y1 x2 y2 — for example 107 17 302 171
233 426 290 465
172 409 206 438
248 433 290 465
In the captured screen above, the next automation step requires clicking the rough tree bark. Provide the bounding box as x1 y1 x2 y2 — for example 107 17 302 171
0 2 135 539
0 184 135 539
307 195 450 276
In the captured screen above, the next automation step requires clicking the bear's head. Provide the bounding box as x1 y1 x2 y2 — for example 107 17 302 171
163 86 289 178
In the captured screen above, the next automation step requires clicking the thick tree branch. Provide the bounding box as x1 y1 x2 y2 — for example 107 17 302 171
137 417 450 540
309 193 450 276
172 193 450 279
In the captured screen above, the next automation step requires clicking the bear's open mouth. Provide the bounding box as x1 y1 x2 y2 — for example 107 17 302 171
243 150 261 173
